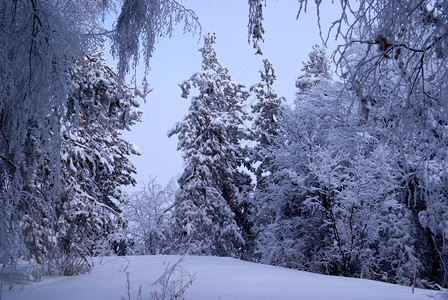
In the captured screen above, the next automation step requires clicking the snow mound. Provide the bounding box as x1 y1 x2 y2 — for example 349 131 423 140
2 255 443 300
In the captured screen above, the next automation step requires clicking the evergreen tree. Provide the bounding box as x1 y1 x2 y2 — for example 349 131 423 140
168 33 250 257
61 52 143 253
21 52 143 274
295 44 332 94
0 0 199 269
248 59 285 259
250 59 285 186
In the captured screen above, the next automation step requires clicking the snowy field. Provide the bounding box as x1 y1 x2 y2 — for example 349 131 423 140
1 255 445 300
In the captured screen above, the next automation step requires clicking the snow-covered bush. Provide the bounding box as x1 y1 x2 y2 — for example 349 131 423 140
252 45 422 285
122 177 175 255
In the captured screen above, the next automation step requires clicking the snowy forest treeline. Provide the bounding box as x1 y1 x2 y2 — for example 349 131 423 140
1 0 448 290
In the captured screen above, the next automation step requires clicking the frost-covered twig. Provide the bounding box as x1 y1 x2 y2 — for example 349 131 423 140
151 256 196 300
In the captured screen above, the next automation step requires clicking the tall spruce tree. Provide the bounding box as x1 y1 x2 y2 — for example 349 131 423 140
60 52 143 255
20 52 143 274
248 59 285 259
250 59 285 187
168 33 251 257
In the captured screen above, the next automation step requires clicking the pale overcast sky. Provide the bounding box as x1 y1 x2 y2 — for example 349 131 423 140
108 1 340 191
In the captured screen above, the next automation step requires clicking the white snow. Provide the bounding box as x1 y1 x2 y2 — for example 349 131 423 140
2 255 443 300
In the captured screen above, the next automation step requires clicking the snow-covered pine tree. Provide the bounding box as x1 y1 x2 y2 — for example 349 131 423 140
168 33 251 257
295 44 332 94
0 0 96 268
59 52 143 259
0 0 199 268
247 59 285 259
20 52 143 274
250 59 285 187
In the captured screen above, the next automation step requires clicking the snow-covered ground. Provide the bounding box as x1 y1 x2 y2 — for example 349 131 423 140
1 255 445 300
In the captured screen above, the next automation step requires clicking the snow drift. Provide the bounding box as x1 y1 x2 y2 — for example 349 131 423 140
2 255 444 300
